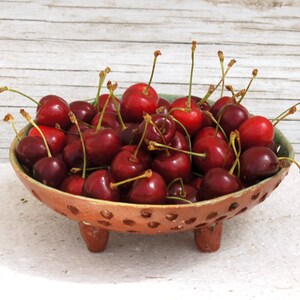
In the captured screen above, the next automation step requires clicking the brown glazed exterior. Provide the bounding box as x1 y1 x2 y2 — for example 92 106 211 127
9 107 294 253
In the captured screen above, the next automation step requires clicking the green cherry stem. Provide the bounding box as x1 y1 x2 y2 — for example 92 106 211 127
166 196 193 204
218 51 225 97
3 113 20 141
148 141 206 158
143 50 161 95
272 102 299 126
20 109 52 157
187 41 197 109
167 177 186 198
204 111 228 142
228 130 241 177
94 67 111 111
237 69 258 104
110 169 153 190
1 86 40 106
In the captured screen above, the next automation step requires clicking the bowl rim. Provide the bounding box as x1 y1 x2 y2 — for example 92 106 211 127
9 95 295 210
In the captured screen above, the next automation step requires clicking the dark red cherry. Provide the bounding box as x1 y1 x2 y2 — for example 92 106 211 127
16 136 47 168
240 146 279 182
152 152 192 183
238 116 274 150
138 113 176 145
110 145 152 184
121 83 159 122
83 128 122 166
210 96 236 119
127 170 167 204
33 157 68 188
28 125 66 155
118 122 140 145
65 123 90 145
82 169 120 201
169 130 189 151
198 167 241 201
60 175 85 196
69 100 96 123
193 136 234 174
167 183 198 204
219 103 249 136
36 95 71 129
157 97 171 113
91 112 120 129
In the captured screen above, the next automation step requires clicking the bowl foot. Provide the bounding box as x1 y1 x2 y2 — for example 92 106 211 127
78 222 109 252
194 222 223 252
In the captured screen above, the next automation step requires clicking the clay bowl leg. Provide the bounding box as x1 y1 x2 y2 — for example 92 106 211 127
79 222 109 252
194 222 223 252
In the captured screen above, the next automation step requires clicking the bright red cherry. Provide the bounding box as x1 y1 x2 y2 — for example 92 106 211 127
120 51 161 122
238 116 274 150
28 125 66 155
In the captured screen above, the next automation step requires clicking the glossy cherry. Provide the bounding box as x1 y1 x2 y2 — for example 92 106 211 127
97 93 121 113
193 136 234 174
193 126 226 142
210 96 236 120
127 170 167 204
28 125 66 155
240 146 279 183
169 130 189 151
238 116 274 150
91 111 120 130
69 100 96 123
120 51 161 122
16 136 47 169
82 169 120 201
198 167 241 201
60 175 85 196
167 182 198 204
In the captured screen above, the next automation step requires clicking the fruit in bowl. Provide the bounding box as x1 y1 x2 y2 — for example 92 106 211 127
3 41 298 252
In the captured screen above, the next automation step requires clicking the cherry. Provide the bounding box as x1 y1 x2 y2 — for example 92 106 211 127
1 87 71 129
240 146 279 183
65 123 90 145
60 174 85 196
97 93 121 113
138 113 176 145
120 50 161 122
170 42 203 136
169 130 189 151
210 96 236 120
110 145 152 185
15 136 47 169
82 169 120 201
62 139 87 169
193 126 226 142
152 151 192 183
192 136 234 174
219 103 249 136
118 122 140 145
91 111 120 129
167 180 198 204
28 125 66 155
125 170 167 205
157 97 171 114
238 116 274 150
69 100 96 123
198 167 241 201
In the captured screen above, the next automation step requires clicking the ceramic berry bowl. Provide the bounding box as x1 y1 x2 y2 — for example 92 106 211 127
9 97 294 253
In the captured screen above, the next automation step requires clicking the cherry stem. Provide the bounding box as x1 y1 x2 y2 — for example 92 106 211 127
198 84 215 105
143 50 161 95
237 69 258 104
110 169 153 190
272 102 299 126
96 81 117 131
132 113 151 159
20 109 52 157
94 67 111 111
148 141 206 158
206 59 236 101
111 93 126 130
225 85 235 97
166 196 193 204
71 165 108 174
204 111 228 142
3 113 20 141
218 51 225 97
187 41 197 109
167 177 186 198
278 157 300 171
1 86 40 106
69 112 87 179
228 130 241 176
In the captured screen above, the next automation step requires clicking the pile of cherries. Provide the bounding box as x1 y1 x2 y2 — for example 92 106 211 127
2 42 298 205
